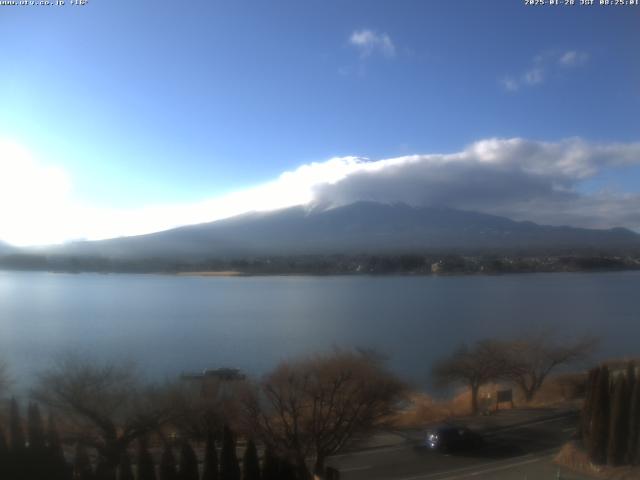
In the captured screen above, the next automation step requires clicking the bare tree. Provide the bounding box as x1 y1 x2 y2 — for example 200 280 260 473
164 380 225 441
243 349 405 479
0 360 11 398
500 334 596 402
432 340 508 415
166 375 247 441
31 354 173 475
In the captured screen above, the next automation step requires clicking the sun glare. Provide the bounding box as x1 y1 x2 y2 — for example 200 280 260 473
0 144 368 247
0 139 76 246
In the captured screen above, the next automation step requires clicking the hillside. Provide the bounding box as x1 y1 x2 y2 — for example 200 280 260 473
35 202 640 260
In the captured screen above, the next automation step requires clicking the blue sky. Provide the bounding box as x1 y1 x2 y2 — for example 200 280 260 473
0 0 639 245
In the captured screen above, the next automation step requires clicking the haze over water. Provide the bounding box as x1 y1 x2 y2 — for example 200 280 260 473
1 270 636 390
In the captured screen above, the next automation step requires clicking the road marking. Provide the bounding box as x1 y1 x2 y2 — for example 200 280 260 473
340 465 373 472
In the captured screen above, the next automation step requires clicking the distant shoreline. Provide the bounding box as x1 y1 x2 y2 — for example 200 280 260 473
176 271 244 277
2 267 640 279
1 252 640 277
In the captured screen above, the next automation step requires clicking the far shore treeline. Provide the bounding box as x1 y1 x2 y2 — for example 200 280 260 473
1 251 640 276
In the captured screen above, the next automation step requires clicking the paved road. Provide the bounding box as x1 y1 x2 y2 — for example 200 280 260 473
327 411 593 480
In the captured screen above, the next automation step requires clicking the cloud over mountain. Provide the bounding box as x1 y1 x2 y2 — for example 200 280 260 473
1 137 640 246
309 138 640 231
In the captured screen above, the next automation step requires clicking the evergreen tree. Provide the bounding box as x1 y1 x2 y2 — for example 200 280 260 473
27 403 48 480
178 441 199 480
628 373 640 465
137 437 157 480
159 444 178 480
0 427 10 480
74 444 94 480
117 451 135 480
95 455 117 480
27 403 46 452
260 447 279 480
242 439 260 480
608 376 630 465
325 466 340 480
581 368 598 445
10 398 25 453
277 457 296 480
628 362 636 398
588 365 610 464
47 413 72 480
9 398 27 480
220 426 240 480
201 432 218 480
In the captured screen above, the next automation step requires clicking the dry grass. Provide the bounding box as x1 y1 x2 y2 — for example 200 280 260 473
555 442 640 480
525 372 587 408
392 383 504 428
393 374 587 429
392 393 459 428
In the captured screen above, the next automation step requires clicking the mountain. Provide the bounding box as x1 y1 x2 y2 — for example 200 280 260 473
0 241 16 255
39 202 640 260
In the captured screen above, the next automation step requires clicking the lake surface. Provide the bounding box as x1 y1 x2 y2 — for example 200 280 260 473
0 270 637 390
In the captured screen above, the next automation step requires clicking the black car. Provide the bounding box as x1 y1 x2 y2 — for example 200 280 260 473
423 425 483 452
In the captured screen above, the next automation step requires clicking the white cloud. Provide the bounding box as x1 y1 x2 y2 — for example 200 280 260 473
310 138 640 231
523 67 544 86
503 50 588 92
501 76 519 92
558 50 589 67
349 29 396 58
2 137 640 247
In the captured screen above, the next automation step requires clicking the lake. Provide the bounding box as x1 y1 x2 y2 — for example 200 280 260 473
0 270 637 391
